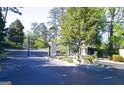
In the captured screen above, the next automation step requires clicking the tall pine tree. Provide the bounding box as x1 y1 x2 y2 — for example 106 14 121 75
0 7 6 44
7 19 24 46
61 7 105 48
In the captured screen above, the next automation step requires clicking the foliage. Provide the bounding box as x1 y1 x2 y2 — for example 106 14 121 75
87 55 94 62
61 7 105 49
34 37 49 49
57 44 68 52
2 7 22 21
59 7 124 56
48 7 60 42
0 8 6 44
58 56 73 63
112 55 123 62
29 22 49 49
110 22 124 48
48 26 57 42
108 49 119 56
31 22 48 42
7 19 24 46
48 7 65 42
105 8 124 50
25 30 48 49
0 7 22 50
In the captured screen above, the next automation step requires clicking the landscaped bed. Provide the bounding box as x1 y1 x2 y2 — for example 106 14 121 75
57 56 74 63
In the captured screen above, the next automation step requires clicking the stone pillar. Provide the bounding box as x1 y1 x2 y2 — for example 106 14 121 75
81 47 88 56
80 40 88 56
49 42 56 57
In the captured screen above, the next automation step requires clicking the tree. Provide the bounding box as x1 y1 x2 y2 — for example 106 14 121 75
105 8 123 50
30 22 49 49
34 37 48 49
48 26 57 42
31 22 48 41
0 8 6 44
48 7 66 42
7 19 24 46
40 23 48 41
111 22 124 48
102 7 124 56
31 22 39 36
61 7 105 49
2 7 22 21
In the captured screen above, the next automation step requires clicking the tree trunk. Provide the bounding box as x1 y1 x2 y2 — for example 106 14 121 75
77 39 81 55
4 7 8 21
108 15 114 56
109 23 113 49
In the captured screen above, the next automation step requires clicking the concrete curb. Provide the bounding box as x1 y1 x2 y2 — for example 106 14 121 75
0 81 11 85
99 59 124 65
99 59 124 69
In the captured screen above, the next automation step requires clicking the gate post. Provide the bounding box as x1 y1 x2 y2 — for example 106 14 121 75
27 36 30 56
49 42 56 57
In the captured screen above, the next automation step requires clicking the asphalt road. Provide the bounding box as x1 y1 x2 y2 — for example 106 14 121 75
0 49 124 85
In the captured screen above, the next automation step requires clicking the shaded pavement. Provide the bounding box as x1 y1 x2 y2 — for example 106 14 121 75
0 49 124 85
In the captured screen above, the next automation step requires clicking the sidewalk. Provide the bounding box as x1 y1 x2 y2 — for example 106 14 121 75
99 59 124 69
53 58 124 69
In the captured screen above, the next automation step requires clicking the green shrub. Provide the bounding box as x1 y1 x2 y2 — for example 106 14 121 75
87 55 93 62
112 55 122 62
108 49 119 56
57 45 68 53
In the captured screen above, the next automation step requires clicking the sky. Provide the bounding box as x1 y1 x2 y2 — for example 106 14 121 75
4 7 109 42
5 7 52 32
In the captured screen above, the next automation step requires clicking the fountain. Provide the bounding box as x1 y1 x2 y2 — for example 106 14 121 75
76 41 111 71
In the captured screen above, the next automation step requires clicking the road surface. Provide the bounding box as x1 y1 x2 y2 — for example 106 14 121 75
0 49 124 85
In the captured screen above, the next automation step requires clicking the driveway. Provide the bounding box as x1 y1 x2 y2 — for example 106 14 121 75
0 49 124 85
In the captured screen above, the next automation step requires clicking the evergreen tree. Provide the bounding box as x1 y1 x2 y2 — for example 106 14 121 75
61 7 105 48
48 7 66 42
7 19 24 46
0 7 6 44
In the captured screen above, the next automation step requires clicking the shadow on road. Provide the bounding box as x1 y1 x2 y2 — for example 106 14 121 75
0 56 124 85
5 49 48 57
0 49 124 85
